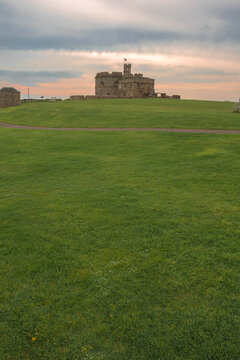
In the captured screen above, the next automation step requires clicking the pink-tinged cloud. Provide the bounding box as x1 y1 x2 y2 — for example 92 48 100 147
0 75 94 98
158 82 240 101
1 78 238 102
32 76 94 97
0 50 239 101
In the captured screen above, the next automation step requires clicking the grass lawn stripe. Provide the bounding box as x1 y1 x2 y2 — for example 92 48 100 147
0 129 240 359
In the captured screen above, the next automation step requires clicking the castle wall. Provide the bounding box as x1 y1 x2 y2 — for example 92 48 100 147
119 76 155 98
95 72 122 97
70 95 85 100
0 89 20 108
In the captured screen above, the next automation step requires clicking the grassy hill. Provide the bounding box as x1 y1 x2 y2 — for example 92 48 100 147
0 102 240 359
0 98 239 130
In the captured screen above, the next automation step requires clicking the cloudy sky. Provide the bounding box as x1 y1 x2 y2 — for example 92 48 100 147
0 0 239 100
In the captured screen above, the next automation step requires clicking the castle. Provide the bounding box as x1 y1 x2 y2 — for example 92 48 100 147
95 62 155 98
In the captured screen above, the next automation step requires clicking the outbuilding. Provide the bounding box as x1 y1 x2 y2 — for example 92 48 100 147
0 87 21 108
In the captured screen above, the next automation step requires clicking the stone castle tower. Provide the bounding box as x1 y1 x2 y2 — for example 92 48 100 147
95 62 155 98
124 63 132 77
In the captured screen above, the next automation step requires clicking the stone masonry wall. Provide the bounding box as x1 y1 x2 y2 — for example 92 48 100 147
0 89 20 108
70 95 85 100
119 76 154 98
95 72 122 97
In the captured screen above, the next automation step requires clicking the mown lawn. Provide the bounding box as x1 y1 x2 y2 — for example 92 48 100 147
0 128 240 359
0 98 239 130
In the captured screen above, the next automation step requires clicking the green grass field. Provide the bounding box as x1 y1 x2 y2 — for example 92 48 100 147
0 98 239 130
0 100 240 359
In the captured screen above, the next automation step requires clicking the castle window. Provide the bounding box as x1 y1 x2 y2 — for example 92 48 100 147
101 81 104 86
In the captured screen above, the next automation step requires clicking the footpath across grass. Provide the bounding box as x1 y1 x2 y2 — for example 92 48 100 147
0 98 239 130
0 128 240 359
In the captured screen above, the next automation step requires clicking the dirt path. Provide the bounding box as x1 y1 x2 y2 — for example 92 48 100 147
0 122 240 134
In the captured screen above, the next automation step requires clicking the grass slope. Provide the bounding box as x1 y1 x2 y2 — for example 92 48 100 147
0 98 239 130
0 128 240 359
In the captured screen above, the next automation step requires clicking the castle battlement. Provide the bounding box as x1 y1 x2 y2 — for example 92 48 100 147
96 72 122 78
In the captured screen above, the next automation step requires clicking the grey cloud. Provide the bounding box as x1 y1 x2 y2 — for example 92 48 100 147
212 3 240 22
137 64 239 84
186 68 238 77
139 64 238 76
215 15 240 42
0 28 186 51
0 0 240 51
0 69 81 86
